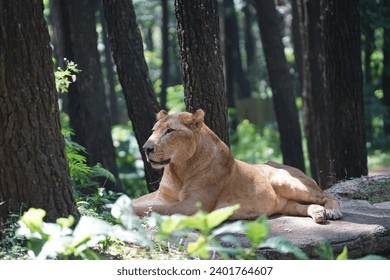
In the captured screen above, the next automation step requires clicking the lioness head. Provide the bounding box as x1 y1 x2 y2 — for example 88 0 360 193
143 109 205 169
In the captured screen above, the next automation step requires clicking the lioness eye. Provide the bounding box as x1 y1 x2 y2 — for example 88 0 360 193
166 128 175 134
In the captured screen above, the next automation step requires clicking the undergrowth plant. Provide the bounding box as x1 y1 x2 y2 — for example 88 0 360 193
11 197 387 260
16 195 151 260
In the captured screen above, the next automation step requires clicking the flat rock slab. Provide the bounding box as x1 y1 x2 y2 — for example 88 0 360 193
252 174 390 259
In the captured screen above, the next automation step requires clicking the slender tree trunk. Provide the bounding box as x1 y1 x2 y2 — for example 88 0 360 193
254 0 305 172
160 0 169 110
242 2 257 90
222 0 251 100
102 0 162 192
66 0 121 192
291 0 303 96
363 26 375 144
175 0 229 145
49 0 70 113
99 1 120 125
0 0 78 222
299 0 331 187
322 0 368 181
383 17 390 136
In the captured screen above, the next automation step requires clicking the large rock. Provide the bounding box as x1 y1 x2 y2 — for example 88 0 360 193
255 174 390 259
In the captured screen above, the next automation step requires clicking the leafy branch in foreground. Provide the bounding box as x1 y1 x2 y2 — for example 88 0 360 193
151 205 308 260
16 195 151 260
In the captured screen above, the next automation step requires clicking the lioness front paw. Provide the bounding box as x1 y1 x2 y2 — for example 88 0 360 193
325 208 343 220
308 205 326 223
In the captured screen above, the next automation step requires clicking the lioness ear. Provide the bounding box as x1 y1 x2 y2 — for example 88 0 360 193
192 109 205 128
156 110 168 121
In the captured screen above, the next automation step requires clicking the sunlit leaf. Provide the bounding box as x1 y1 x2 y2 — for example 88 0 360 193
336 246 348 260
206 204 240 230
187 236 209 259
20 208 46 233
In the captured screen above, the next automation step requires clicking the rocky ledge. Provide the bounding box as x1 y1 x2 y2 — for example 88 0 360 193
254 174 390 259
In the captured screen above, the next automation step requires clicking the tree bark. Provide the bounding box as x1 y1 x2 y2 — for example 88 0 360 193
254 0 305 172
222 0 251 101
160 0 169 110
99 1 120 125
299 0 332 187
175 0 229 145
322 0 368 181
102 0 162 192
65 0 121 192
383 11 390 136
0 0 78 222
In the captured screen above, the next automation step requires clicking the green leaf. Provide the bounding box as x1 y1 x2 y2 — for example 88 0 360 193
21 208 46 233
260 237 309 260
56 216 75 228
179 214 208 233
206 204 240 230
313 240 334 260
159 215 186 235
358 255 386 260
212 220 246 236
187 236 209 259
336 246 348 260
79 248 104 260
244 215 270 245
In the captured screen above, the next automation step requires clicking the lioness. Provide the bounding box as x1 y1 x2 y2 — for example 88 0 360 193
132 109 342 223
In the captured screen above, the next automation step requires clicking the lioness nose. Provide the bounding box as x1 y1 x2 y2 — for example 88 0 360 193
143 142 154 155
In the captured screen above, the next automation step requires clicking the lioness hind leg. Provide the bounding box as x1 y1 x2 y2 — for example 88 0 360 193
280 199 327 223
265 162 342 221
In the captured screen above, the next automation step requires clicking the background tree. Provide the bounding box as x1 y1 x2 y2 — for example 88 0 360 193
297 0 331 187
222 0 252 102
254 0 305 172
322 0 368 182
52 0 121 191
382 1 390 136
175 0 229 145
0 0 78 222
160 0 170 110
102 0 162 192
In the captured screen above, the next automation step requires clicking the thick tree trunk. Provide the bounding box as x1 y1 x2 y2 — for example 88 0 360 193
102 0 162 192
175 0 229 145
0 0 78 222
254 0 305 172
66 0 121 192
322 0 368 181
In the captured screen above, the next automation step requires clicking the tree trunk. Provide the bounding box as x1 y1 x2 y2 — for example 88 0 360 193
65 0 121 192
99 1 120 125
175 0 229 145
254 0 305 172
242 2 257 92
299 0 332 187
222 0 251 101
0 0 78 222
291 0 303 96
322 0 368 181
102 0 162 193
49 0 70 113
160 0 169 110
383 17 390 136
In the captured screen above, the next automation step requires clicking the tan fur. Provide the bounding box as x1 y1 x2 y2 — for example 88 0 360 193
132 110 342 223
